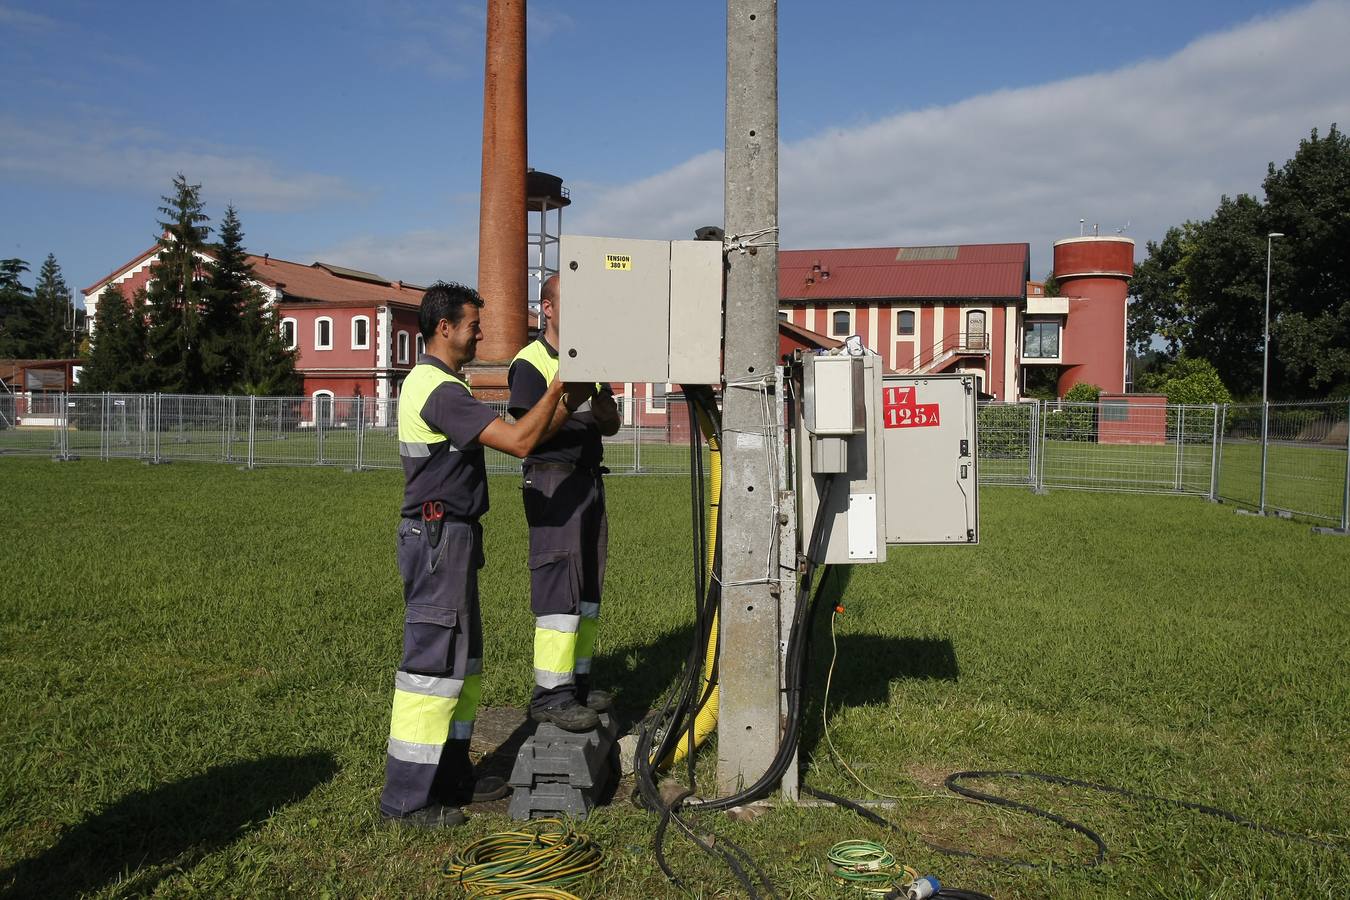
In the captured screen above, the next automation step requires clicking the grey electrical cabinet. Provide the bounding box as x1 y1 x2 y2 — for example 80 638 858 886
796 351 887 565
557 235 722 384
881 374 979 544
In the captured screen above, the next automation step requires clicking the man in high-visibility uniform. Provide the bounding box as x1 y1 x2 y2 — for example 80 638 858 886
381 281 592 828
508 274 621 732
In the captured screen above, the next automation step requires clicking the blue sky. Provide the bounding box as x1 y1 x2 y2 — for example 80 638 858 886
3 0 1347 301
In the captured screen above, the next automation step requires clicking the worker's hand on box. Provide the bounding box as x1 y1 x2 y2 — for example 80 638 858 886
562 381 596 412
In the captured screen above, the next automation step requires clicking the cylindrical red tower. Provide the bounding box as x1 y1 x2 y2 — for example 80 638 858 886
475 0 528 378
1053 236 1134 395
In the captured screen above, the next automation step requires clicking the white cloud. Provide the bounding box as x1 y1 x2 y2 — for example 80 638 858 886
576 0 1350 277
0 117 361 213
0 4 59 30
307 0 1350 285
307 222 481 287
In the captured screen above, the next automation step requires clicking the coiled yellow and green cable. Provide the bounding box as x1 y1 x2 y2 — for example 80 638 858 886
826 839 916 895
442 818 602 899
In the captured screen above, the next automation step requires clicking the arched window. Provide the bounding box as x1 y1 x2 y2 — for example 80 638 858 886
896 310 915 335
280 317 298 350
315 316 333 350
831 310 851 337
965 310 986 350
313 390 334 425
351 316 370 350
397 330 410 364
415 334 425 359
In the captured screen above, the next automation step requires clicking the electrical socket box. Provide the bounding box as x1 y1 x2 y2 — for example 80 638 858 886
557 235 722 384
795 351 887 565
881 374 979 544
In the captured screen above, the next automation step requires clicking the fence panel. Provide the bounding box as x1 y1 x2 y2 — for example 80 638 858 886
0 392 62 456
250 397 318 467
976 401 1036 486
153 395 232 463
359 398 401 469
1217 403 1264 510
1262 400 1349 524
1039 400 1216 494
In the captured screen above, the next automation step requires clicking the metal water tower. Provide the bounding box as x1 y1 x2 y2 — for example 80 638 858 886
527 169 571 315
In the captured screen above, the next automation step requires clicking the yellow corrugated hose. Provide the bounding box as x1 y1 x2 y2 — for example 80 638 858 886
662 403 720 767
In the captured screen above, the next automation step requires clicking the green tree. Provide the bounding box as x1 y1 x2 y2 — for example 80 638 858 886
0 258 32 357
1263 124 1350 396
31 253 76 358
201 205 251 391
144 174 213 393
81 284 148 392
237 286 301 395
1129 125 1350 399
1137 356 1232 405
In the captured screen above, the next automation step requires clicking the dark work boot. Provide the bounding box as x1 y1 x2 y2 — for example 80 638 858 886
531 699 600 732
435 739 510 805
381 802 467 829
574 676 613 713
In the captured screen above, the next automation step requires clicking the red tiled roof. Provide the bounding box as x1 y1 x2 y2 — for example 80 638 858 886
779 244 1029 301
250 256 428 307
83 242 430 309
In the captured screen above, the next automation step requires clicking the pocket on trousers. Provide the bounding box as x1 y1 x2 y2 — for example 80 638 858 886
406 604 457 629
528 549 580 615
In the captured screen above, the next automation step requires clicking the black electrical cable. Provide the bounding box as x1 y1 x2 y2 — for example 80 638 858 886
637 389 773 899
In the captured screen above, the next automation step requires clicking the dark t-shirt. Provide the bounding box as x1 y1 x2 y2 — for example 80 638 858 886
400 357 499 519
507 338 606 468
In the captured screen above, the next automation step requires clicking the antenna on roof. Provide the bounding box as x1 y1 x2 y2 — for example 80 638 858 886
1115 220 1131 235
1079 218 1085 237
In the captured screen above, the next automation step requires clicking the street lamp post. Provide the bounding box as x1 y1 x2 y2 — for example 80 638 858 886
1259 232 1284 515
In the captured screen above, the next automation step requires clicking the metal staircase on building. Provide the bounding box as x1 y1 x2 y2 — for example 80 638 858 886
900 331 990 375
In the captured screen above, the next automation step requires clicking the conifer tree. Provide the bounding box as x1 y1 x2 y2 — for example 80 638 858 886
144 174 212 393
238 284 301 395
201 205 251 390
81 284 148 392
32 253 76 358
0 258 33 357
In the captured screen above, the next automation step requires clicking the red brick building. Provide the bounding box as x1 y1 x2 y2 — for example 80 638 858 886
84 247 431 411
777 237 1133 399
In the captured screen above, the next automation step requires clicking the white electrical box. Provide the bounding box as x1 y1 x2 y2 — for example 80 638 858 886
881 374 979 544
557 235 722 384
796 351 887 565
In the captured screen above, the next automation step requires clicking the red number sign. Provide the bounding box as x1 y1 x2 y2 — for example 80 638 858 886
883 385 941 429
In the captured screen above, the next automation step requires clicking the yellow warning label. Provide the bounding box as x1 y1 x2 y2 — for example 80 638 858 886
605 254 632 271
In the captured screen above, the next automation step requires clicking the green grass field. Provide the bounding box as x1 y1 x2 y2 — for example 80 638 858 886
1 458 1348 898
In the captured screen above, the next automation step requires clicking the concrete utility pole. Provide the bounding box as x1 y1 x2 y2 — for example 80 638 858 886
474 0 529 391
718 0 784 796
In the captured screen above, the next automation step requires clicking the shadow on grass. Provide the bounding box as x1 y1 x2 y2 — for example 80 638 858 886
0 751 339 900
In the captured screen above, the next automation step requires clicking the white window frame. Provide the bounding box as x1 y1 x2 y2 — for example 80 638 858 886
396 330 410 364
312 390 334 426
351 315 370 350
645 382 669 414
415 334 425 359
280 317 298 351
831 309 852 337
315 316 334 351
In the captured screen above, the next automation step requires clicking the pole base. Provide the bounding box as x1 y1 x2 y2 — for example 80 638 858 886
1311 526 1349 537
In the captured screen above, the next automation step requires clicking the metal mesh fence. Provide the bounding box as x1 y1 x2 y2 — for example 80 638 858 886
1261 400 1349 524
3 390 1346 529
976 401 1037 486
1039 401 1219 495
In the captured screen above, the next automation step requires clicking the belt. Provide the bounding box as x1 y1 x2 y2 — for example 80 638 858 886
402 512 478 524
523 461 608 477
